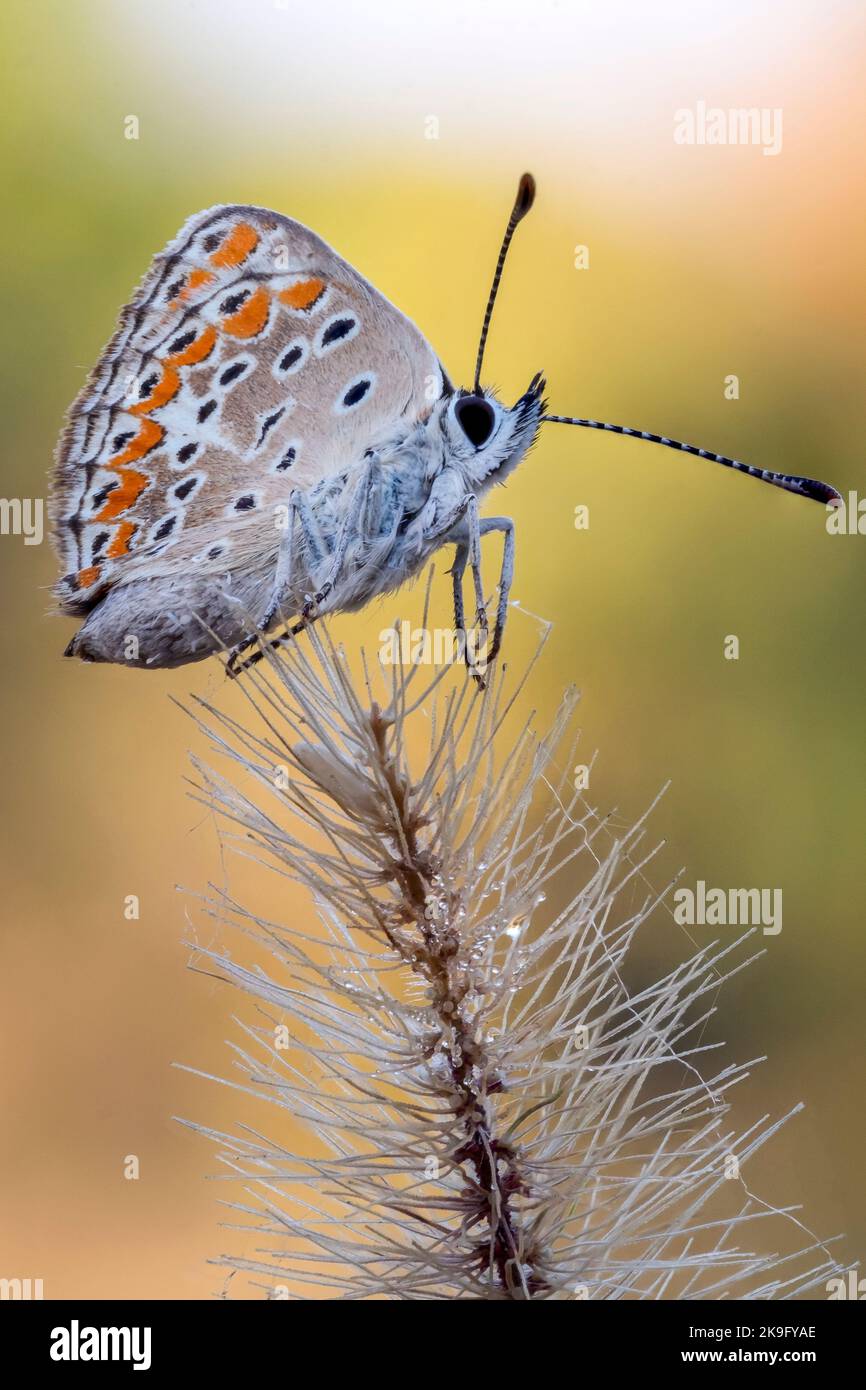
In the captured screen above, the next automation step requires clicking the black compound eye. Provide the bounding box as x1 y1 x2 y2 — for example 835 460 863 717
455 395 496 448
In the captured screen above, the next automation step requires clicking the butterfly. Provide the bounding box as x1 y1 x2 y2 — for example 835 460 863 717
51 174 841 676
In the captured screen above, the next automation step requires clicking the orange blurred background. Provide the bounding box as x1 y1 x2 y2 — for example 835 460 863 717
0 0 863 1297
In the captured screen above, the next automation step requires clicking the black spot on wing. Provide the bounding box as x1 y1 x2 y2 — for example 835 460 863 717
219 360 249 386
279 346 303 372
91 481 118 510
256 407 285 448
168 329 197 354
219 290 250 315
321 317 356 346
343 379 371 408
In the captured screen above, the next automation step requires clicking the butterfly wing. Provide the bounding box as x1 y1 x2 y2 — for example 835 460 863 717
51 204 446 613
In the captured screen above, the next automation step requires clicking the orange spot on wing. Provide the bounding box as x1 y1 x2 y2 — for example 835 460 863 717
169 268 214 309
95 419 162 521
165 323 217 367
76 565 102 589
188 267 214 290
222 285 270 338
279 278 325 311
94 470 150 522
130 364 180 415
210 222 259 269
111 418 164 468
107 520 137 559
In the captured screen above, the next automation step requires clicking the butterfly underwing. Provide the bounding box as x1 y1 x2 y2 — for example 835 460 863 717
50 176 840 675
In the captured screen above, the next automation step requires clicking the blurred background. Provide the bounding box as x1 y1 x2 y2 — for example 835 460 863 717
0 0 863 1298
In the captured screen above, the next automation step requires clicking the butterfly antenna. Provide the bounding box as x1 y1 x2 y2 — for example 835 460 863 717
541 414 842 507
474 173 536 392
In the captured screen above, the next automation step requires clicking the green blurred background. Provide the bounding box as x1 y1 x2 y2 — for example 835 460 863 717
1 0 863 1297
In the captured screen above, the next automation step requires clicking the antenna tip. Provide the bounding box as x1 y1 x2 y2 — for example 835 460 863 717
515 172 536 221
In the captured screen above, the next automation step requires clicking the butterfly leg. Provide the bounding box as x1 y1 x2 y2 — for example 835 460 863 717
226 615 308 676
259 491 300 632
227 464 376 676
450 550 484 685
227 489 323 675
226 493 303 675
450 540 469 633
405 481 488 683
477 517 515 666
445 500 488 686
449 513 514 684
463 497 493 685
301 458 376 618
465 497 487 630
277 487 330 621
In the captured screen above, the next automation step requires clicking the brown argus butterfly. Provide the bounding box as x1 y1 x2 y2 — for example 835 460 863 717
50 175 840 676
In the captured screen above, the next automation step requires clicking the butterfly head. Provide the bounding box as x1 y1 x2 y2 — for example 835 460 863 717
444 373 546 488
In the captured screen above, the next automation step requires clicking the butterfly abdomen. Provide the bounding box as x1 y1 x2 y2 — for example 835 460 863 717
64 565 272 667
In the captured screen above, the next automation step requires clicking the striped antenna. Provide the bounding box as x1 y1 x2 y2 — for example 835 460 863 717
474 173 536 392
542 415 842 506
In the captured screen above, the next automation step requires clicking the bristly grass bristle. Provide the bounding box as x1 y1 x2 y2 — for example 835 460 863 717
177 612 841 1300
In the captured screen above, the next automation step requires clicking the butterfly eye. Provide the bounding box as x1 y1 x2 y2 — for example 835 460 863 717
455 396 496 448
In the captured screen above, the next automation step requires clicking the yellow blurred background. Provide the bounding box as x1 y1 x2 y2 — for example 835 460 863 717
1 0 863 1298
